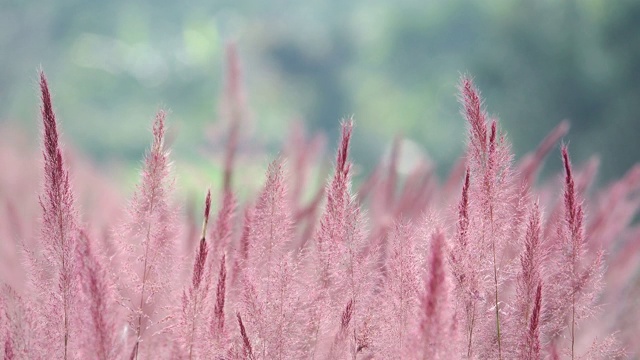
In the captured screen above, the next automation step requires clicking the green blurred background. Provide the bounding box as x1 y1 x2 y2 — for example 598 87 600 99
1 0 639 184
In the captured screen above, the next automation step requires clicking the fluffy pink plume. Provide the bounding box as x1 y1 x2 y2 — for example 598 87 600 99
118 110 179 359
75 231 122 359
513 203 546 359
36 71 80 359
543 146 606 358
416 230 452 359
458 77 515 359
178 190 212 359
377 221 421 357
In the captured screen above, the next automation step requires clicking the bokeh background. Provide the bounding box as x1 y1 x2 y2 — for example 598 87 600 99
1 0 639 186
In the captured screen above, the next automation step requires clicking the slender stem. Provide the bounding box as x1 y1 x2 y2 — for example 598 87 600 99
467 305 476 358
347 223 357 360
492 239 502 360
490 206 502 360
188 290 199 360
277 273 285 360
264 191 276 359
58 207 69 360
571 263 576 359
134 224 152 360
399 238 405 354
134 187 157 360
310 312 321 360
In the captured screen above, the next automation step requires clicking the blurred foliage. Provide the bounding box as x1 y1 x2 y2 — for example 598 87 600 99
0 0 638 182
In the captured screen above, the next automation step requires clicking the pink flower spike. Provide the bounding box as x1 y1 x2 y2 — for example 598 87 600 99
337 119 353 177
75 231 121 360
202 189 212 240
237 312 254 360
38 70 79 360
4 335 14 360
419 230 449 359
460 77 488 157
222 43 246 194
210 190 236 260
562 145 584 249
191 229 208 292
121 109 178 359
212 254 226 337
526 283 542 360
518 121 570 186
181 190 213 359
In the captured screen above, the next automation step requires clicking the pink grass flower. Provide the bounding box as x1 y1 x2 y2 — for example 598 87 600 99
75 231 122 359
37 71 80 359
179 190 213 359
417 230 451 360
119 110 178 359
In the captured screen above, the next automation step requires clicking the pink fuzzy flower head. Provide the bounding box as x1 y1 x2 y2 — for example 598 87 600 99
38 70 79 359
203 189 212 235
337 119 353 177
562 145 584 249
122 109 178 359
460 77 488 157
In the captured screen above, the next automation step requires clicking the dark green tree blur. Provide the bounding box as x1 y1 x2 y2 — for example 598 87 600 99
1 0 638 181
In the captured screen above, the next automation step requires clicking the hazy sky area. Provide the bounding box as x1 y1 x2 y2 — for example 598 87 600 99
1 0 639 185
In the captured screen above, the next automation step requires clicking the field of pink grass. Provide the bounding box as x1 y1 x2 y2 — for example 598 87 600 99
1 46 640 359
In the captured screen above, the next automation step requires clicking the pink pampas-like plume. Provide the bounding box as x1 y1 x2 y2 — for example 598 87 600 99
37 71 80 360
543 156 601 246
326 299 354 359
449 168 482 358
587 164 640 249
377 221 421 358
310 119 355 357
4 332 14 360
120 110 178 359
459 77 515 359
510 122 568 257
75 230 122 360
393 160 437 220
236 312 254 360
199 190 212 288
1 285 37 359
416 230 452 360
211 253 226 340
221 43 246 194
517 121 570 187
1 292 13 359
247 160 292 270
240 160 304 358
316 119 354 282
179 190 212 359
284 121 326 219
231 205 253 287
313 119 377 359
561 146 604 358
209 190 236 264
526 283 543 360
544 146 606 358
460 77 488 161
513 203 546 359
